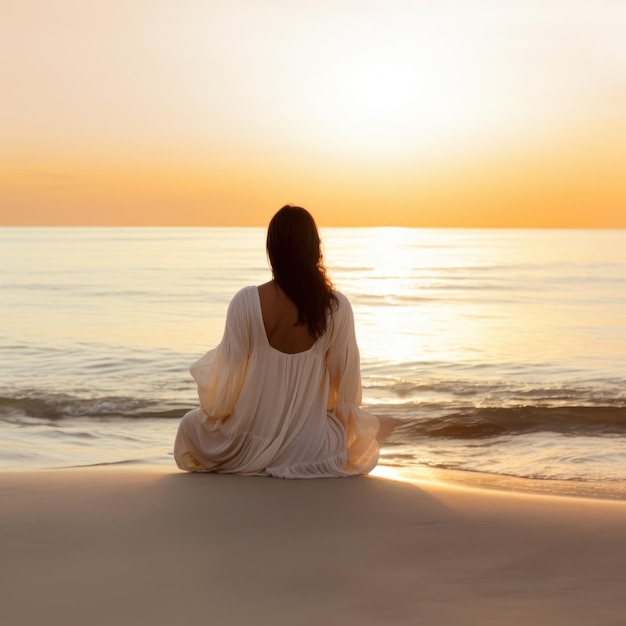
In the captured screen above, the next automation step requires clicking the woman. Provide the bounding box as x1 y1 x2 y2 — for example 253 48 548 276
174 205 384 478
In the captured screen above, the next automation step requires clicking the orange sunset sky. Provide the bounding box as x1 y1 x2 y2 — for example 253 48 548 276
1 0 625 227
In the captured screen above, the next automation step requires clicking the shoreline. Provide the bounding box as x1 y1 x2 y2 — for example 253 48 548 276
6 457 623 502
2 467 626 625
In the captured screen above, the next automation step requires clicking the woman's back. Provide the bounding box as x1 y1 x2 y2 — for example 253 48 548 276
257 281 316 354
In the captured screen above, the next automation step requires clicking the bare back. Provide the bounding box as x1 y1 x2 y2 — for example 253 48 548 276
257 281 316 354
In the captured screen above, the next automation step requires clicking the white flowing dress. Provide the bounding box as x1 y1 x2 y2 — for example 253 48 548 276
174 286 381 478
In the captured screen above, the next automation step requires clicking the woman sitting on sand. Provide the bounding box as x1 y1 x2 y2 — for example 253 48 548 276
174 205 388 478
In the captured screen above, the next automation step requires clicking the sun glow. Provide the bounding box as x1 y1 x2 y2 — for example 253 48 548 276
304 57 450 155
2 2 625 227
346 63 419 113
299 46 494 160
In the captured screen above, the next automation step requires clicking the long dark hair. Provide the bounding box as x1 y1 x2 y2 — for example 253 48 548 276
266 205 338 339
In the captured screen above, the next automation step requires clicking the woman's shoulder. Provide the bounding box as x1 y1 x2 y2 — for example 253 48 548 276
230 285 258 303
225 286 258 318
331 290 353 315
327 290 354 337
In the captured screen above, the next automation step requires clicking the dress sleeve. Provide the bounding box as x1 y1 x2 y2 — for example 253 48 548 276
326 293 380 472
189 288 251 422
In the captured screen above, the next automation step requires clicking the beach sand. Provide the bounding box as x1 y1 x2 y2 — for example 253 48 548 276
1 469 625 626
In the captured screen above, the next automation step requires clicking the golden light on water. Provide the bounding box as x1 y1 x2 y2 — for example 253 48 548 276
323 226 626 376
368 228 419 282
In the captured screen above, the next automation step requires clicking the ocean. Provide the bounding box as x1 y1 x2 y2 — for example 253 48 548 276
1 227 625 498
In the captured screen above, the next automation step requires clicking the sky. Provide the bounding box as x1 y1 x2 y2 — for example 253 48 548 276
1 0 625 227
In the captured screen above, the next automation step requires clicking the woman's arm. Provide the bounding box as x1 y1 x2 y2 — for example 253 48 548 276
190 288 251 421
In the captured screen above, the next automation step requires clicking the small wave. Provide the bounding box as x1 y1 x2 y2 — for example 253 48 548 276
0 393 187 422
51 459 145 469
384 405 626 439
2 389 625 441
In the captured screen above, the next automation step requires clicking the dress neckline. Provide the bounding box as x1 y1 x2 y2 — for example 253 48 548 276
253 286 317 356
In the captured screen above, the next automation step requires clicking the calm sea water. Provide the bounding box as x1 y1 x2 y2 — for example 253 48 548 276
1 227 625 497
